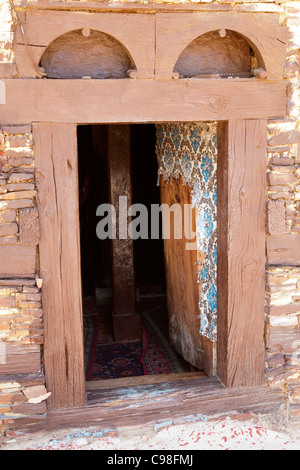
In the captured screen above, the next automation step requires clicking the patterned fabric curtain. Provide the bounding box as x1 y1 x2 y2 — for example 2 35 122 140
155 122 217 341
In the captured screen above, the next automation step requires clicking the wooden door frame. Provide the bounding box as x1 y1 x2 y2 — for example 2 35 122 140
0 4 287 415
33 115 268 409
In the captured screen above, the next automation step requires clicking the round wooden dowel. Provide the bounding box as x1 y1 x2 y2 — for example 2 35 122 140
82 28 91 37
252 68 268 79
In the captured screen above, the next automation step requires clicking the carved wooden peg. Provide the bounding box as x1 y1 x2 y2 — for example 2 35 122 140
19 207 39 246
82 28 91 37
127 69 155 79
267 200 286 235
127 69 138 79
252 68 268 79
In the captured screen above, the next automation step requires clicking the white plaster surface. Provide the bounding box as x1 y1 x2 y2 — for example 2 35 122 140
2 417 300 451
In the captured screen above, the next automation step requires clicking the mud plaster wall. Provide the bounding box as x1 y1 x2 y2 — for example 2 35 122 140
0 0 299 427
40 29 135 79
174 30 252 77
0 0 13 64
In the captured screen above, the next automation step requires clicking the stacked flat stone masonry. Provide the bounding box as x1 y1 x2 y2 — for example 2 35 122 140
0 376 49 434
0 279 43 345
265 1 300 426
0 124 48 426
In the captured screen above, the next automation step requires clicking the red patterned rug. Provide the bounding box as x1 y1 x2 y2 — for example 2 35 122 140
86 328 144 381
85 306 190 381
141 310 191 375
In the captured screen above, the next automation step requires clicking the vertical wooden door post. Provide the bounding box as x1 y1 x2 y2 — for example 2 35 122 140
34 123 86 409
217 120 267 387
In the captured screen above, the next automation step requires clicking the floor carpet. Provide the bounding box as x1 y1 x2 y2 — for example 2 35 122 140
141 309 191 375
85 297 191 381
87 333 144 381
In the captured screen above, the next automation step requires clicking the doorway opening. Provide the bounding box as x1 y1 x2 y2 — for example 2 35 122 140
77 124 202 384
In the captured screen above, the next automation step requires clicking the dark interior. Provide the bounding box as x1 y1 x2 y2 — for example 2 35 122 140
77 124 165 298
77 124 193 381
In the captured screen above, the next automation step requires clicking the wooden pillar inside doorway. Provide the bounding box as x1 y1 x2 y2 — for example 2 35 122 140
107 125 141 341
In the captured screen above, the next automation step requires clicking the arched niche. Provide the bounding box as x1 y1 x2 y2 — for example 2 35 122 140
155 13 287 80
39 29 136 79
174 30 259 79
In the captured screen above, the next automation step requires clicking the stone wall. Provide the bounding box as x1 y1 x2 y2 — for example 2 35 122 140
0 125 48 425
0 0 299 429
264 2 300 424
0 0 15 77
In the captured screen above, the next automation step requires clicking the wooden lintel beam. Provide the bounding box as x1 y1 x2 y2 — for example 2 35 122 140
0 79 286 124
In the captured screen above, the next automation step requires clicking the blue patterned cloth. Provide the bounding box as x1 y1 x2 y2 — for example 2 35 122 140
156 122 217 342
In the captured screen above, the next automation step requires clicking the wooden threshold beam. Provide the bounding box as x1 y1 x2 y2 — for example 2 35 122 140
86 371 206 391
9 376 285 433
0 79 286 124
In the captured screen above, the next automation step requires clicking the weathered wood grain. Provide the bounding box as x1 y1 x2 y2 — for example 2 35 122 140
0 79 287 124
267 200 286 236
267 234 300 266
217 120 267 387
14 44 46 79
33 123 86 409
13 10 287 81
0 373 45 387
0 343 41 375
160 176 204 371
9 376 285 432
266 325 300 353
86 371 206 391
107 125 141 341
19 207 40 246
14 11 155 79
11 401 47 416
0 245 36 278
